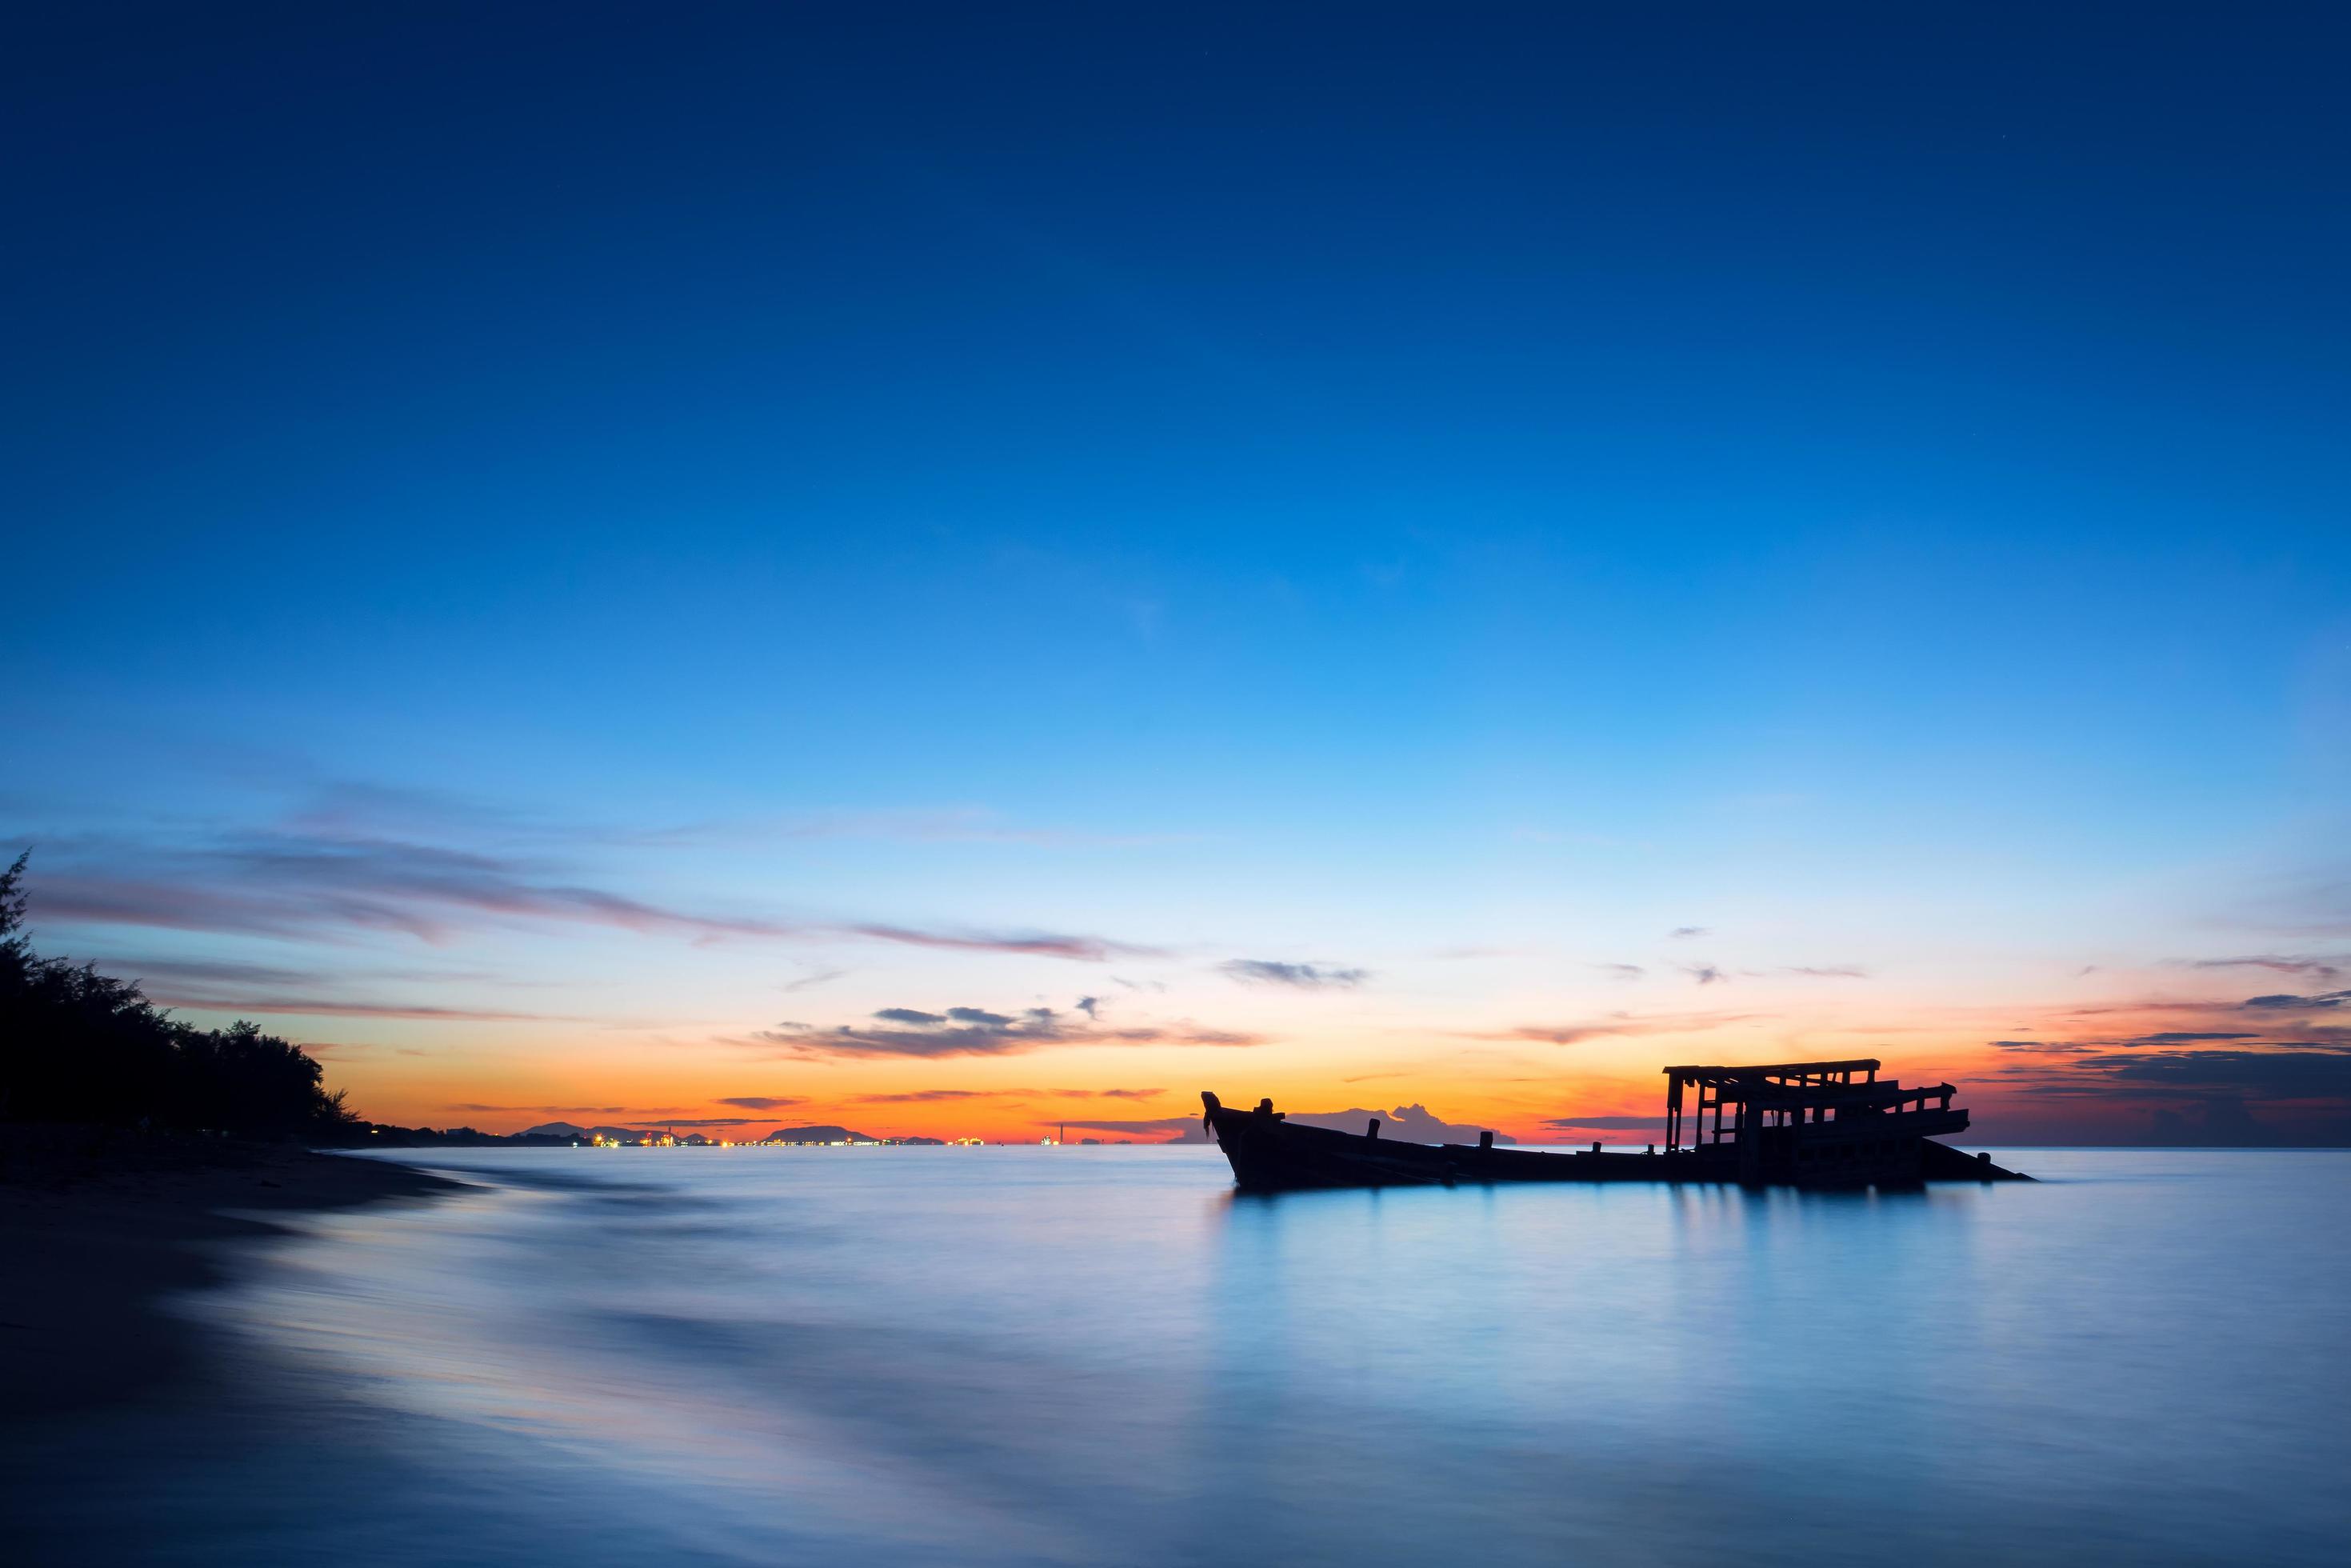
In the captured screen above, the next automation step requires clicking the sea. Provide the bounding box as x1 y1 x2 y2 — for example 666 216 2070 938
13 1145 2350 1565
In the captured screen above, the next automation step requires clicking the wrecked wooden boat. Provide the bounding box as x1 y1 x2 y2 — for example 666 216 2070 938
1201 1058 2031 1190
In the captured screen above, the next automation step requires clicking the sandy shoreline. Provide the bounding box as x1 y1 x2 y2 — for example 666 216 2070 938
0 1131 462 1418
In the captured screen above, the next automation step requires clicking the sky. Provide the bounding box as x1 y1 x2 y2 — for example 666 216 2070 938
4 2 2347 1144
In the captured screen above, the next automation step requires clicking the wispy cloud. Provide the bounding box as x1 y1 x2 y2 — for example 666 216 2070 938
1217 959 1367 989
843 1086 1157 1103
151 990 557 1022
284 780 536 841
1048 1115 1205 1142
715 1095 808 1110
2242 990 2349 1011
854 1089 995 1103
445 1107 771 1130
72 955 563 1020
1785 966 1868 979
447 1103 674 1116
2119 1031 2262 1045
756 1004 1261 1059
289 782 1188 854
2183 955 2343 982
1473 1009 1765 1046
1983 996 2351 1054
1681 964 1725 986
842 924 1157 961
646 806 1197 850
2227 869 2351 941
30 835 775 944
1978 995 2351 1143
633 1117 770 1129
2014 1046 2351 1098
94 956 344 989
1541 1114 1670 1131
1669 926 1710 939
1592 963 1645 980
26 830 1154 962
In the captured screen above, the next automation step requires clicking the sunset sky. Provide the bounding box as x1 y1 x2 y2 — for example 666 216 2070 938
6 5 2346 1143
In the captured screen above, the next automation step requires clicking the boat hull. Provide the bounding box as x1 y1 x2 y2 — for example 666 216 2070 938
1202 1095 2029 1190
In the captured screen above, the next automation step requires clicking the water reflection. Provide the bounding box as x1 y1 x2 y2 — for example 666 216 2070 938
6 1147 2347 1565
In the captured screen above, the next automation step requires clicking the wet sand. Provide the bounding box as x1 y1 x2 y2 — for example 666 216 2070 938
0 1130 460 1417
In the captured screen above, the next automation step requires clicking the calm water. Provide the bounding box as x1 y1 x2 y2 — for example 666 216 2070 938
14 1146 2351 1564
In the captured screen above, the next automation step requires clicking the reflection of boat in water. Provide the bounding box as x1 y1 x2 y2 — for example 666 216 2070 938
1202 1058 2033 1190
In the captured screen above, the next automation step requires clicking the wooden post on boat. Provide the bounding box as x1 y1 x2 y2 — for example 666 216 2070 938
1367 1118 1381 1138
1479 1130 1493 1150
1736 1073 1763 1183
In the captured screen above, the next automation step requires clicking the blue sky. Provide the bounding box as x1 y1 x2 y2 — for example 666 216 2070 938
4 4 2346 1139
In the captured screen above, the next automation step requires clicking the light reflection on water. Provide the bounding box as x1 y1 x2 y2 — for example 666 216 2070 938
18 1146 2351 1564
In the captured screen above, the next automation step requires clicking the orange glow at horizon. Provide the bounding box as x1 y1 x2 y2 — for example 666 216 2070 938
300 974 2313 1146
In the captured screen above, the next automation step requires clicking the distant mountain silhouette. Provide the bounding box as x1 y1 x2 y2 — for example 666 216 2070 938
760 1124 877 1143
518 1121 675 1141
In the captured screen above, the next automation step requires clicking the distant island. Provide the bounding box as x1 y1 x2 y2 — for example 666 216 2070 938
358 1121 950 1148
343 1123 959 1147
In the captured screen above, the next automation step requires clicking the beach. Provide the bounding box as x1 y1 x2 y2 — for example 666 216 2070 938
0 1131 460 1417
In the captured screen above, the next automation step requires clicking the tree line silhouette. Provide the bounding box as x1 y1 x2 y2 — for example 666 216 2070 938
1 853 359 1136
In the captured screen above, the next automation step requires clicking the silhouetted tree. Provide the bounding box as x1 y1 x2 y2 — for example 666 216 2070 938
1 851 359 1135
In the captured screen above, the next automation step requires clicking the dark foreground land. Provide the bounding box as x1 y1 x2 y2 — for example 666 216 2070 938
0 1127 458 1416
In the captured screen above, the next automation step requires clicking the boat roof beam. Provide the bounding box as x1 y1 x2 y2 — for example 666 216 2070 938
1661 1059 1881 1081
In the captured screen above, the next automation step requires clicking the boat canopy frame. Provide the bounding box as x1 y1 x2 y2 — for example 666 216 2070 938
1661 1059 1957 1154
